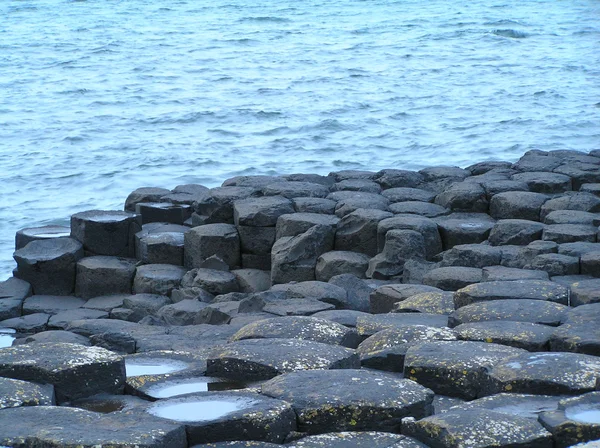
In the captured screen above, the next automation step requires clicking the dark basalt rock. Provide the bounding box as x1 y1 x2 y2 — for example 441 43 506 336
393 291 455 315
15 224 71 250
124 186 172 212
269 280 347 305
185 223 241 269
454 280 569 309
382 187 436 203
195 186 260 224
233 196 294 227
453 321 554 351
439 243 501 268
70 210 140 257
261 369 434 434
377 215 442 259
434 182 489 213
124 350 208 381
550 303 600 356
135 202 192 225
326 275 377 312
403 340 526 399
75 255 137 298
581 251 600 278
136 230 186 265
311 309 371 328
435 215 495 249
374 168 424 189
0 376 55 409
133 264 188 296
331 179 382 194
488 219 546 246
390 200 451 218
402 409 553 448
206 338 359 381
276 212 340 239
356 313 448 337
369 284 442 314
22 294 85 315
264 181 329 199
192 269 240 296
0 312 50 333
449 299 569 327
0 405 187 448
357 325 457 372
0 342 125 402
539 392 600 448
528 253 580 277
511 171 572 194
543 224 597 244
0 277 31 320
231 316 360 348
262 298 335 317
13 237 84 295
570 279 600 306
446 393 563 419
513 153 563 172
544 210 600 226
292 197 337 214
540 192 600 221
316 250 369 281
489 191 549 221
12 329 91 346
423 266 483 291
289 431 427 448
334 208 393 257
482 352 600 396
481 266 549 282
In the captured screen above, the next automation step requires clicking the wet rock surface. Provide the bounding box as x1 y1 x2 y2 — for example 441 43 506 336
3 149 600 446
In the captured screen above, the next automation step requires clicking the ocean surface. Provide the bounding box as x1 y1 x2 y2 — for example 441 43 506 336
1 0 599 280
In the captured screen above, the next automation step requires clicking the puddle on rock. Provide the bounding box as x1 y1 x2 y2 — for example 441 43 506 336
74 400 126 414
125 359 189 377
566 406 600 424
0 328 16 348
145 378 247 398
149 397 258 422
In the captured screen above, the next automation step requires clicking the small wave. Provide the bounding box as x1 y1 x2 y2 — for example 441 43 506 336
138 111 215 125
492 29 529 39
484 19 525 26
239 16 291 23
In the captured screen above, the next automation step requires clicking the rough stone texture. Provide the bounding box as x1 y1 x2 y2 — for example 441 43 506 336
544 210 600 227
290 432 426 448
540 192 600 221
449 299 569 327
513 153 563 172
423 266 483 291
0 277 31 320
271 225 334 285
331 179 382 194
75 256 137 298
446 393 562 419
122 294 171 322
264 181 330 199
453 321 554 351
184 224 240 269
402 410 553 448
369 284 442 314
570 279 600 307
276 213 340 239
434 182 489 213
15 225 71 250
528 253 580 277
581 251 600 277
206 338 359 381
194 186 260 223
136 230 186 266
511 171 572 194
367 229 426 279
135 202 192 225
261 369 434 434
440 244 501 268
147 392 296 445
374 168 424 189
0 313 50 333
13 330 91 346
232 269 271 293
270 281 348 307
333 192 391 217
316 250 370 282
71 210 140 257
0 342 125 402
377 215 442 259
233 196 294 227
488 219 546 246
0 377 55 409
481 266 549 282
292 197 337 214
0 405 187 448
22 295 85 315
454 280 569 309
489 191 549 221
393 291 455 315
230 316 360 348
192 269 240 296
13 238 84 295
357 313 448 337
334 208 393 256
382 187 436 203
482 352 600 396
133 264 188 296
389 201 449 218
403 340 526 399
543 224 597 244
124 186 171 212
436 216 495 250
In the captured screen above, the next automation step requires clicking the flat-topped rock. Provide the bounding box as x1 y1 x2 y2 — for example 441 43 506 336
124 186 172 212
276 212 340 239
0 312 50 333
449 299 569 327
0 405 187 448
289 432 427 448
70 210 140 257
377 215 442 259
315 250 370 281
75 255 137 298
134 264 188 296
334 208 393 256
374 168 424 189
264 181 329 199
482 352 600 396
481 266 549 282
233 196 294 227
356 313 448 337
136 230 186 265
393 291 455 315
230 316 360 348
446 393 562 419
15 225 71 250
184 224 240 269
261 369 434 434
0 342 124 402
22 295 85 315
550 303 600 356
570 279 600 306
402 409 553 448
331 178 382 193
262 297 335 316
404 340 526 399
511 171 572 194
147 391 295 445
454 280 569 308
0 377 55 409
12 329 91 346
206 338 359 381
435 215 494 249
382 187 436 203
423 266 483 291
453 321 554 351
13 237 84 295
292 197 337 214
439 243 501 268
194 186 260 223
489 191 549 221
488 219 546 246
369 284 442 314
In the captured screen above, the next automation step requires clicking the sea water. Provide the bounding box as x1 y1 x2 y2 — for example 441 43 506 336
1 0 599 278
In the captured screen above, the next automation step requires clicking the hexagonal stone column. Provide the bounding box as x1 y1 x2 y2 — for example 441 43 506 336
206 338 359 381
15 225 71 250
0 377 55 409
0 342 125 402
71 210 141 257
261 369 434 434
13 238 84 295
402 410 553 448
184 223 240 269
403 340 526 399
147 391 296 445
75 256 137 299
0 277 31 320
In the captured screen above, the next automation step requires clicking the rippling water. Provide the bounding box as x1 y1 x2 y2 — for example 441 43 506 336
1 0 599 279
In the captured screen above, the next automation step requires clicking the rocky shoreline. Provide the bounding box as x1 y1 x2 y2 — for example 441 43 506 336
1 148 600 447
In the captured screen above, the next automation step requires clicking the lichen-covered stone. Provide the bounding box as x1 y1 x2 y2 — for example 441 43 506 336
0 342 125 402
393 291 455 315
357 313 448 337
369 284 442 314
402 409 553 448
206 338 359 381
289 432 427 448
453 321 554 351
261 369 434 434
454 280 569 308
403 340 526 399
0 377 55 409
